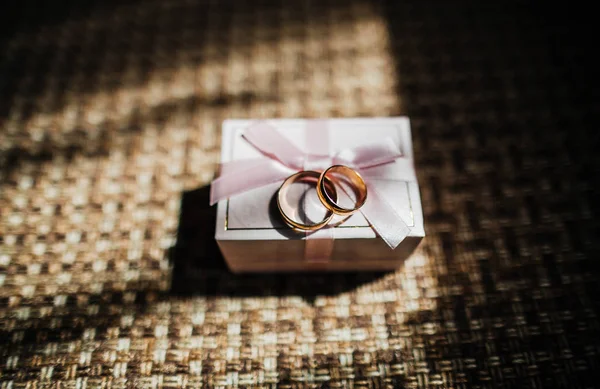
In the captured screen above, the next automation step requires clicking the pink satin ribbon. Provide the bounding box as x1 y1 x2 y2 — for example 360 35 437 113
210 120 415 249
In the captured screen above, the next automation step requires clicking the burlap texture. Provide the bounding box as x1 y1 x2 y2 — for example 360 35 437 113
0 0 597 387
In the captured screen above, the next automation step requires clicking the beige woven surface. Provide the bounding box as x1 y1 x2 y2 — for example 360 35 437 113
0 0 597 387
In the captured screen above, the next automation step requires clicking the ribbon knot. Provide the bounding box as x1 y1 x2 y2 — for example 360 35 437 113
210 120 416 248
303 155 333 171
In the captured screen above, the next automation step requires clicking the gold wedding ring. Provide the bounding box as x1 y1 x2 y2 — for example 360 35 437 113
277 170 338 231
317 165 367 216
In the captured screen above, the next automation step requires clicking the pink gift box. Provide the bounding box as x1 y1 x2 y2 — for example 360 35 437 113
213 118 425 272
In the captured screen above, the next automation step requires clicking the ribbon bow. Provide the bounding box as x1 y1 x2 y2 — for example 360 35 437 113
210 121 416 248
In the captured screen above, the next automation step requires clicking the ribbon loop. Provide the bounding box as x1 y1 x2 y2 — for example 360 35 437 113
334 138 402 169
209 158 295 206
243 121 306 170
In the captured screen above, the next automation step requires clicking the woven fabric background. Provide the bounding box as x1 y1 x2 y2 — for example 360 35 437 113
0 0 597 388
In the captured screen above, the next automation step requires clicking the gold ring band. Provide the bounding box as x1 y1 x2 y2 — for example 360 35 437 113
277 170 338 231
317 165 367 216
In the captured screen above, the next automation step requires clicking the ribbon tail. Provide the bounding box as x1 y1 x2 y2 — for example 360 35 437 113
210 159 296 205
359 178 411 249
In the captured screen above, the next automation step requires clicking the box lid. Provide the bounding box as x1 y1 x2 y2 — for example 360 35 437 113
215 117 424 241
